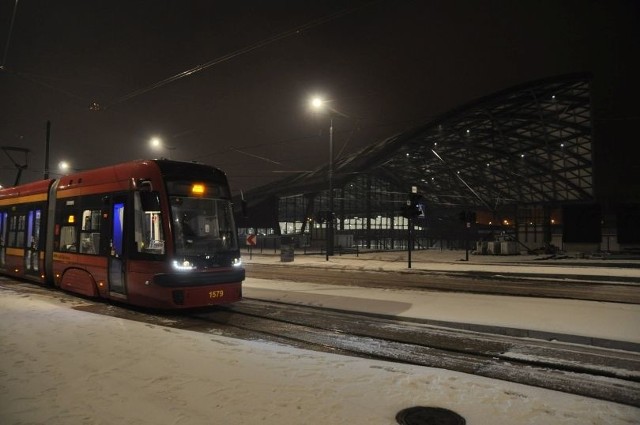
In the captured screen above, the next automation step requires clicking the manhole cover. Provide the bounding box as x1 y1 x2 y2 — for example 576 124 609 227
396 406 465 425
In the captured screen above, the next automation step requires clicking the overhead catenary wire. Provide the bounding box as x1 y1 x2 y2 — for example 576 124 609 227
102 1 379 110
231 149 282 166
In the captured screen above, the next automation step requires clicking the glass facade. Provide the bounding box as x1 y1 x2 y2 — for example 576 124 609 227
238 75 605 253
275 175 424 250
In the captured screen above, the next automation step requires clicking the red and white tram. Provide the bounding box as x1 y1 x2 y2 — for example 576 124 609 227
0 159 244 309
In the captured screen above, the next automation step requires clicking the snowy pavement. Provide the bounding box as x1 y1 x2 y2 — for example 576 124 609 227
1 251 639 424
1 288 639 425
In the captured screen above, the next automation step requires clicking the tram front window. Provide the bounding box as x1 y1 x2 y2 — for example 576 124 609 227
170 196 238 257
134 191 165 255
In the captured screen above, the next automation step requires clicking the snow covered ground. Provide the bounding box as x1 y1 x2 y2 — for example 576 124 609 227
2 275 639 424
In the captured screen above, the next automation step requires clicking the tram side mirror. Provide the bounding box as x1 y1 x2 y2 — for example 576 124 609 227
140 191 161 211
137 179 153 191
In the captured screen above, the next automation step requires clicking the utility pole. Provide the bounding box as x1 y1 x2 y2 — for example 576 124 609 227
44 121 51 179
408 215 413 269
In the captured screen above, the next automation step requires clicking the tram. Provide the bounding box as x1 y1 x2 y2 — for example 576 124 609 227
0 159 244 309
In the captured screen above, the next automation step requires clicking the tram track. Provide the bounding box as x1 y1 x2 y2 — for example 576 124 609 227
187 298 640 408
245 263 640 304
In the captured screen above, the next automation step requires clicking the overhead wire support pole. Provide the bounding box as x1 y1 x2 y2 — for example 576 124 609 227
44 121 51 179
1 0 19 71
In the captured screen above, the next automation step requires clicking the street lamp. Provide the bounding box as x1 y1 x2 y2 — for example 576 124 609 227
56 160 85 175
58 160 70 175
310 96 335 259
149 136 176 159
311 97 323 109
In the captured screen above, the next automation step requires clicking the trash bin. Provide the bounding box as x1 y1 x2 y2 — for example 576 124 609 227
280 236 294 262
500 241 518 255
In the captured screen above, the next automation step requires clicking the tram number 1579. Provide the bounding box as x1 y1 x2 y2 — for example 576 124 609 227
209 290 224 299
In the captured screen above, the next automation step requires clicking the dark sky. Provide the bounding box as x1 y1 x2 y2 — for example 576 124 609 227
1 0 638 195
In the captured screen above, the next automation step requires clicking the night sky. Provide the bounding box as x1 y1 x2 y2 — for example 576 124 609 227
1 0 638 197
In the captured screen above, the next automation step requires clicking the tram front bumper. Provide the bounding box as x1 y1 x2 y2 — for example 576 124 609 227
149 268 245 308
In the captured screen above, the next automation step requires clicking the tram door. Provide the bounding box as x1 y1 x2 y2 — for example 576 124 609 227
0 212 7 267
108 197 127 294
25 209 42 275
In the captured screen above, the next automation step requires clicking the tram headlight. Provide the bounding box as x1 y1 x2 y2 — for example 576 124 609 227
232 258 243 268
172 260 196 271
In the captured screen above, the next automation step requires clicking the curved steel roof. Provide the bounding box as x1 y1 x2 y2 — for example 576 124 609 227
247 73 593 211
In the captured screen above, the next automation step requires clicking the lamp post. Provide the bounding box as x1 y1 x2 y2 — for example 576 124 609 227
328 116 334 259
310 97 335 260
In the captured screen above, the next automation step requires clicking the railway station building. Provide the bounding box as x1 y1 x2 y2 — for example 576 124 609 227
236 73 639 256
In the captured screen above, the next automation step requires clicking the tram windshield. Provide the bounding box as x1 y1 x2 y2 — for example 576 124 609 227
168 183 238 257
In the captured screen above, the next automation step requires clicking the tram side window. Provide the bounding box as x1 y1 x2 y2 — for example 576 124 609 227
59 213 78 252
8 214 26 248
79 209 102 255
134 191 165 255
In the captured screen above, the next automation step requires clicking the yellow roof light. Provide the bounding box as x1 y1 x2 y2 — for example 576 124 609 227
68 215 75 224
191 184 205 195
